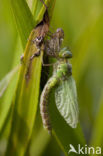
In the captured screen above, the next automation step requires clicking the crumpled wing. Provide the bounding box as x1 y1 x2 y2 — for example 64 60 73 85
55 76 79 128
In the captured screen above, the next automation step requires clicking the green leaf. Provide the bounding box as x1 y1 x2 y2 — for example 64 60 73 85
0 68 19 132
35 0 56 24
72 12 102 84
30 128 50 156
11 0 56 50
5 28 43 156
0 38 23 133
90 91 103 149
0 66 19 98
11 0 34 49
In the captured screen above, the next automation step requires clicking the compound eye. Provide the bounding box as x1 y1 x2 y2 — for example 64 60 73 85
62 52 67 58
63 52 67 57
62 51 72 58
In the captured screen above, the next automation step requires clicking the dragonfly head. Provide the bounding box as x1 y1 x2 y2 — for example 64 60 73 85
59 47 72 59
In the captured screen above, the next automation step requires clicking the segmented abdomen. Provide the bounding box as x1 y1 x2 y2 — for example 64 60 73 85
40 76 57 134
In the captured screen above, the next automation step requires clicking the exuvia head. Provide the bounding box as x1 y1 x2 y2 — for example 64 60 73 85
56 28 64 40
58 47 72 59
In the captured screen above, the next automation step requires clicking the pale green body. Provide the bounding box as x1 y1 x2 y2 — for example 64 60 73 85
40 51 78 132
40 29 78 133
40 60 72 132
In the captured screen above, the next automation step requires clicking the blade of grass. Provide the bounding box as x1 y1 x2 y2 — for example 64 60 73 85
0 66 19 98
28 109 51 156
11 0 56 49
0 0 36 151
90 90 103 150
11 0 35 49
5 27 43 156
0 68 20 132
0 39 23 137
35 0 56 24
72 11 103 84
0 66 19 132
30 128 50 156
0 0 33 135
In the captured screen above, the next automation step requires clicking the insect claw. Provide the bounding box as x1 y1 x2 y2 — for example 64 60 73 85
30 50 41 61
20 54 24 64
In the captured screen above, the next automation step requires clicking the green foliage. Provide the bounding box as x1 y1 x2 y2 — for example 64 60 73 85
0 0 103 156
0 66 19 98
4 0 55 156
90 92 103 148
5 30 43 156
10 0 35 49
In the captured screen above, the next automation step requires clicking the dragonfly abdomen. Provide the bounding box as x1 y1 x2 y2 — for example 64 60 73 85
40 76 58 134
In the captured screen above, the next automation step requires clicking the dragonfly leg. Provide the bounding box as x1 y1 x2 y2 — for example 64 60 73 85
25 51 41 82
32 36 43 46
42 62 55 67
30 50 41 61
20 54 24 64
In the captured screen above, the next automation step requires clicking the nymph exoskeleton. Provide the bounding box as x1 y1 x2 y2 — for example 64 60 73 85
30 11 49 61
44 28 64 58
24 10 49 80
40 28 79 133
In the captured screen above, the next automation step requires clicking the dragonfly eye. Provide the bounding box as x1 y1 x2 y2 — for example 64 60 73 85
59 49 72 58
63 51 72 58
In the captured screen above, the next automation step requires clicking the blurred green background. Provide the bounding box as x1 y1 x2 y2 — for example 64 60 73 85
0 0 103 155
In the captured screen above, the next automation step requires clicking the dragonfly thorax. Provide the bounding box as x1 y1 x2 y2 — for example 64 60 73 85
53 61 72 79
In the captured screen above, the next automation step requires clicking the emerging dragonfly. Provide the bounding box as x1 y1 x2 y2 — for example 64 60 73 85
40 28 79 133
0 27 79 134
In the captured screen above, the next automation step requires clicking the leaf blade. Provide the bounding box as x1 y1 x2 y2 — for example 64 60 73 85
11 0 35 48
90 91 103 149
0 66 19 98
5 28 43 155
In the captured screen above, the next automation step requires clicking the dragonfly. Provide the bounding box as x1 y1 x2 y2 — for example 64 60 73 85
40 28 79 134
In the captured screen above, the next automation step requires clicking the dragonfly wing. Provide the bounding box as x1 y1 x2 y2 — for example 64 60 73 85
55 76 79 128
